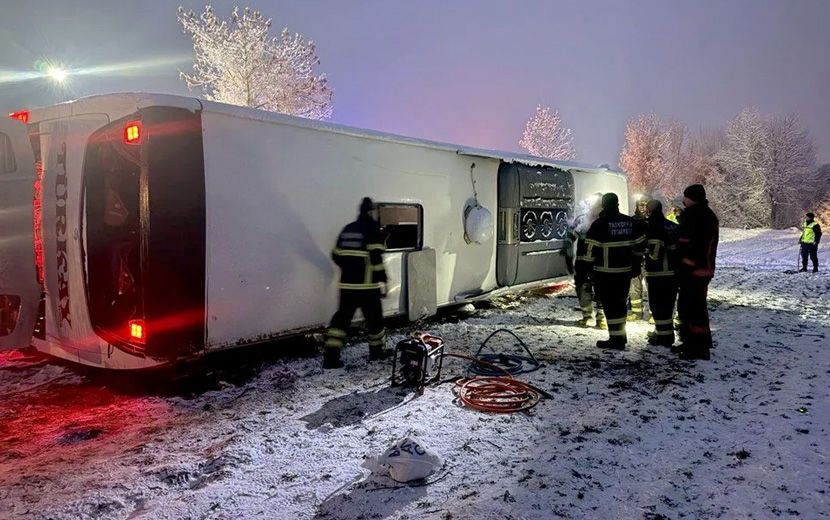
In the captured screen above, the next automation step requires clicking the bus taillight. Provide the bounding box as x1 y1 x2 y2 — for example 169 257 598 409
9 110 29 124
124 121 141 144
129 319 145 343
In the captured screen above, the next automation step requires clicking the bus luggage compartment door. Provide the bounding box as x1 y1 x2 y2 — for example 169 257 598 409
0 118 39 350
496 163 573 286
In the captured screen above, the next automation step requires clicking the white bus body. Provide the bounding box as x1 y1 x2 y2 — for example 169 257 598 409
0 93 628 369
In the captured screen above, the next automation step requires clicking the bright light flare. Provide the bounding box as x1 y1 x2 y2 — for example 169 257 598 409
0 56 189 86
46 66 68 84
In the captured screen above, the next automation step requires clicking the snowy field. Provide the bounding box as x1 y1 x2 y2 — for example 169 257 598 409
1 228 828 520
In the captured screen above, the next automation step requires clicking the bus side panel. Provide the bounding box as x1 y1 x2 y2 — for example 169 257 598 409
200 112 498 349
141 107 206 358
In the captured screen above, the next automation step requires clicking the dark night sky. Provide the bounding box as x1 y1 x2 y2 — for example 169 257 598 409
2 0 828 165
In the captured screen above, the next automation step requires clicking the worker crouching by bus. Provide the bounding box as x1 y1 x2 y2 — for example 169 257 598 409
644 200 679 347
585 193 646 350
323 197 390 369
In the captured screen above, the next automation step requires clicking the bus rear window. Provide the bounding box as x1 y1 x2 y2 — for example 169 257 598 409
83 129 144 351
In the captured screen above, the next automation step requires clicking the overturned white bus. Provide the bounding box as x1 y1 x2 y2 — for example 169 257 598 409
0 93 628 369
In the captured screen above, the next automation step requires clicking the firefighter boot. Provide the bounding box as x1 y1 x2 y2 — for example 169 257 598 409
647 331 674 347
677 345 711 361
596 339 625 351
322 347 344 369
576 317 591 328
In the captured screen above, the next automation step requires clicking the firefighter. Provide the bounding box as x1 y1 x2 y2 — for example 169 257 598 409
322 197 389 369
585 193 646 349
674 184 719 361
570 194 606 329
643 200 679 347
627 194 650 321
798 212 822 272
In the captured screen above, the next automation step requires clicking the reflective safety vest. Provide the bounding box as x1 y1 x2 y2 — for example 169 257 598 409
801 222 817 244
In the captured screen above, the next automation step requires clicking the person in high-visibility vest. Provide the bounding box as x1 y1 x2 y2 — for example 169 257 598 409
322 197 390 369
799 212 822 273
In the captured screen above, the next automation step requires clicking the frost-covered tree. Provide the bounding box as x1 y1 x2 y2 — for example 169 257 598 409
659 120 693 199
810 164 830 221
618 114 669 195
177 5 332 119
765 114 818 227
711 108 770 227
684 128 724 189
711 109 818 228
519 106 576 160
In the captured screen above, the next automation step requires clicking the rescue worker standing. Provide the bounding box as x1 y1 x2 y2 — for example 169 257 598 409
799 212 822 272
627 195 650 321
675 184 719 361
585 193 646 349
644 200 679 347
570 194 606 329
323 197 389 369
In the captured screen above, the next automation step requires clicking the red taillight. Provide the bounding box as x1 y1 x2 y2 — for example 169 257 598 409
9 110 30 124
124 121 141 144
129 319 145 343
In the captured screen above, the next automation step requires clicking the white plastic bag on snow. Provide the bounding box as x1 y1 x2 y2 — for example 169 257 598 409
362 435 443 483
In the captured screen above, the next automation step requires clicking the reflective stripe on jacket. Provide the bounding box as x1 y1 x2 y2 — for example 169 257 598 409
584 210 646 275
644 214 679 278
332 216 387 290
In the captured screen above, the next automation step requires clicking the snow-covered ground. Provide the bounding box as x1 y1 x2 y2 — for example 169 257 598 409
1 228 828 520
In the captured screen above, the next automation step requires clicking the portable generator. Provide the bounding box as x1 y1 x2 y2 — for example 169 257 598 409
391 333 445 392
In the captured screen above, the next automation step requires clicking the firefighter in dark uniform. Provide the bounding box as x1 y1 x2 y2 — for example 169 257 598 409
675 184 719 360
569 195 606 329
323 197 389 369
799 212 821 272
644 200 679 347
628 195 650 321
585 193 646 349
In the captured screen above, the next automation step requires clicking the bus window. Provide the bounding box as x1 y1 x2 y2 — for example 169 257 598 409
83 128 144 351
377 203 423 251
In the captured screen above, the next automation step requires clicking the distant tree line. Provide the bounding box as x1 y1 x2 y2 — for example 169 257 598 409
619 109 828 228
